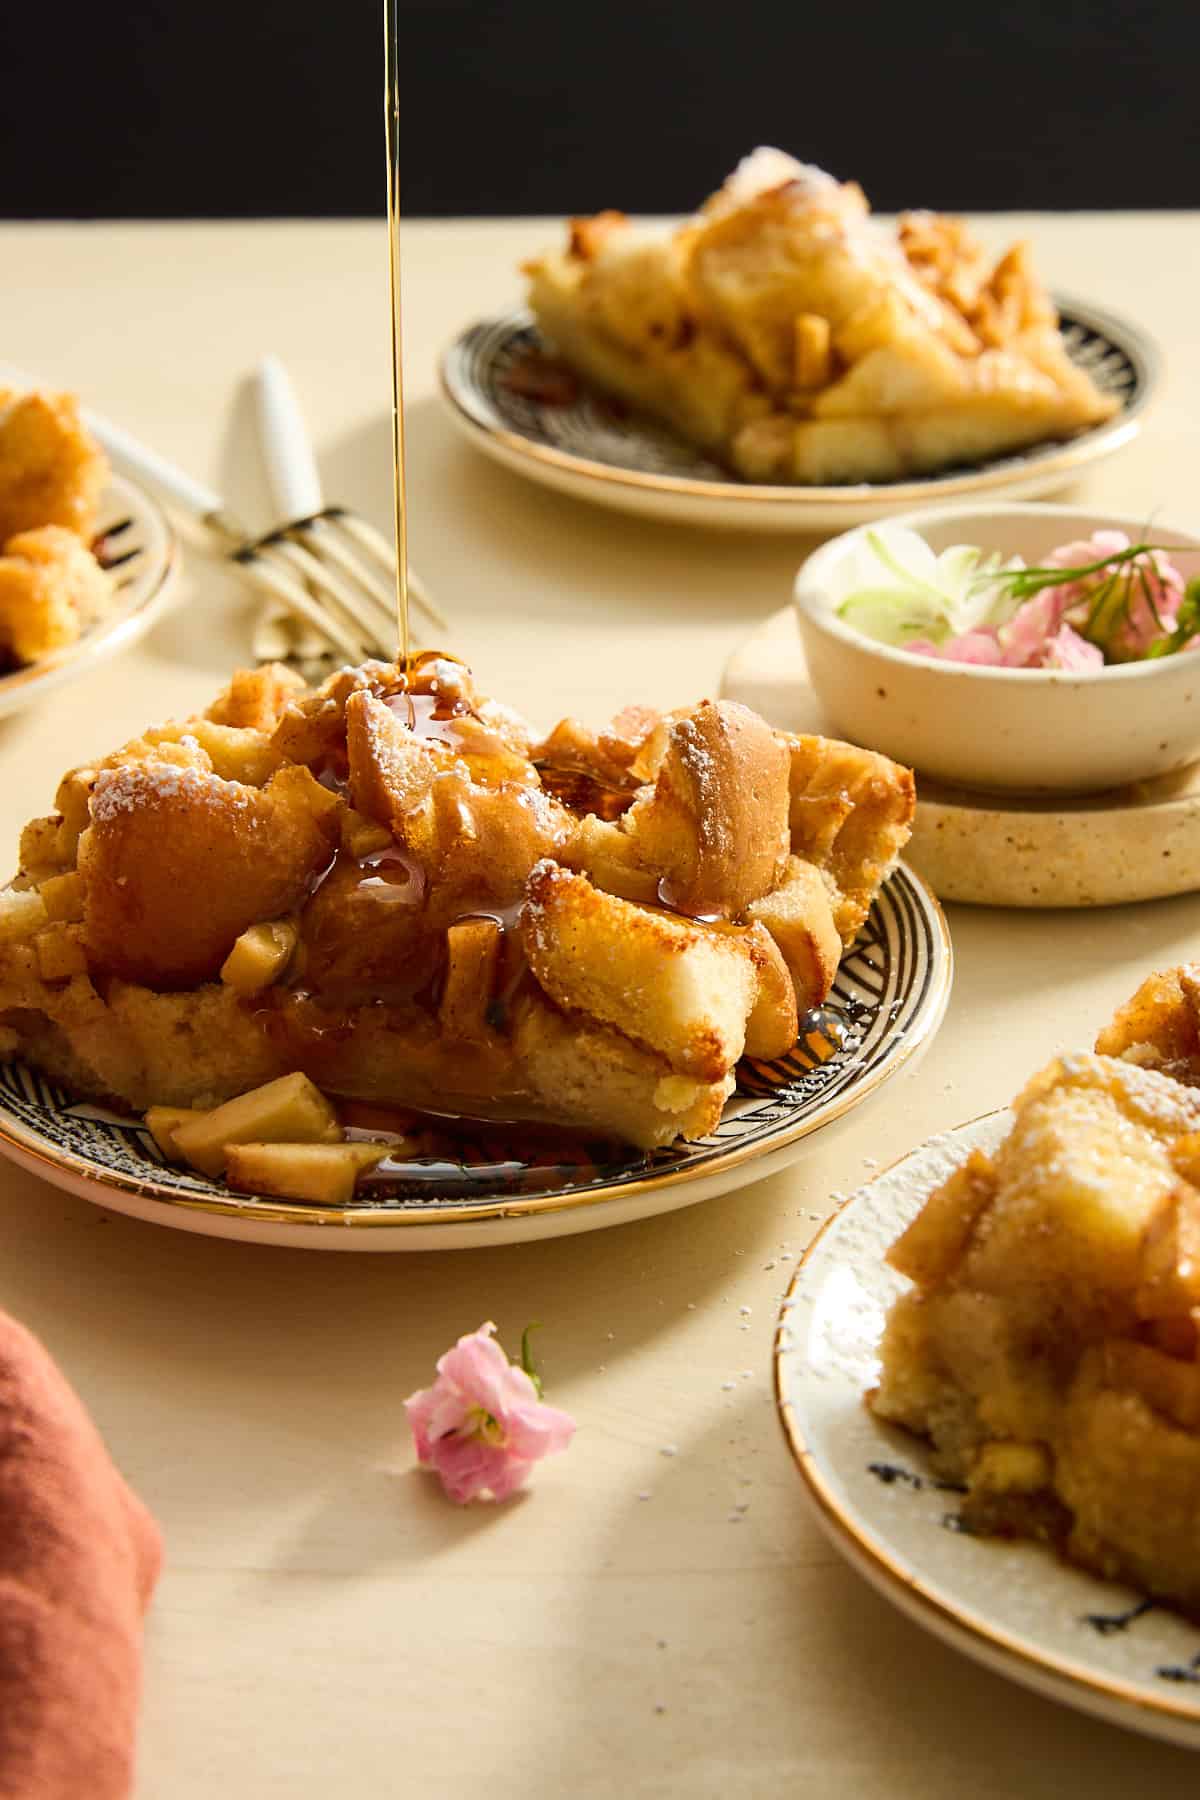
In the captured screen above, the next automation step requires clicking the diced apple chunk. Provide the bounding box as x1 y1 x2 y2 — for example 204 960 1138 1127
220 919 299 995
439 917 502 1039
225 1140 391 1205
145 1105 210 1161
172 1071 340 1177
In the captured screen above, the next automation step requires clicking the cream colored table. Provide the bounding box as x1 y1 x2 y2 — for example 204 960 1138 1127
1 215 1198 1797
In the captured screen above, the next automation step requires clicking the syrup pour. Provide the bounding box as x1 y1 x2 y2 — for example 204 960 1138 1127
383 0 410 674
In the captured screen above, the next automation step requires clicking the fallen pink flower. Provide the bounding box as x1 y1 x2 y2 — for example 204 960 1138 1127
405 1321 576 1504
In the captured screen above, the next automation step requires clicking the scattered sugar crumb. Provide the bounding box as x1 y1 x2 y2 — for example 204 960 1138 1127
739 1305 752 1317
721 1381 736 1391
660 1445 678 1458
637 1490 653 1501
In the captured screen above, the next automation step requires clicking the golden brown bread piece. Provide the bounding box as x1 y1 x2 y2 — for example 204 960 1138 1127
0 653 913 1150
79 763 339 988
871 1050 1200 1615
623 699 791 918
1095 961 1200 1084
0 390 108 543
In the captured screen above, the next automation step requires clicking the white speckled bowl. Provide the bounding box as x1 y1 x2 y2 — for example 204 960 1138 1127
794 503 1200 793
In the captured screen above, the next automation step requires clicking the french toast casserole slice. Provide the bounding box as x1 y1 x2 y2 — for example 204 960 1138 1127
871 971 1200 1614
523 149 1117 487
0 653 914 1151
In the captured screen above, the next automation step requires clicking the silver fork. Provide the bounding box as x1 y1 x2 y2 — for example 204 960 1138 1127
249 354 445 665
0 363 444 667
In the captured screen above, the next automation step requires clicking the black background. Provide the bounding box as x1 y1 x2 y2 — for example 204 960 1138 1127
3 0 1198 218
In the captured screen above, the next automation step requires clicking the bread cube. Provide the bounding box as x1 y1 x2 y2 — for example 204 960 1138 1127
887 1149 997 1289
521 861 757 1081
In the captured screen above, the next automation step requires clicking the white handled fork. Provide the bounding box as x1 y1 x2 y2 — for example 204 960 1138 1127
0 363 444 667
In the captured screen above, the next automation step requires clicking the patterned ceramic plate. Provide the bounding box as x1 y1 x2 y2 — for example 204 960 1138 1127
0 866 950 1251
775 1114 1200 1749
439 299 1157 533
0 474 179 719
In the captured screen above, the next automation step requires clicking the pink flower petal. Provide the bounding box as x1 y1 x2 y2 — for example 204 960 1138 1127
1041 624 1104 671
938 630 1007 666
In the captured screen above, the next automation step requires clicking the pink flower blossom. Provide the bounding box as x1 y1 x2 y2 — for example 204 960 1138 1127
1045 531 1185 660
1042 623 1104 671
999 590 1070 666
405 1322 576 1504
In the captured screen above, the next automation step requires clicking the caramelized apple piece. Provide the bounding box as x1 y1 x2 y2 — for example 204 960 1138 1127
172 1071 340 1178
145 1105 209 1161
624 700 790 917
439 918 502 1040
80 762 338 987
225 1140 391 1205
220 920 299 995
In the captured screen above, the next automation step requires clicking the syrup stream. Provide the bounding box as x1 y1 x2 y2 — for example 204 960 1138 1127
383 0 410 673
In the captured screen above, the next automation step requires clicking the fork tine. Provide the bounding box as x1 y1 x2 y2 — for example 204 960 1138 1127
236 550 372 662
259 536 393 659
324 509 450 630
252 598 338 667
294 524 400 644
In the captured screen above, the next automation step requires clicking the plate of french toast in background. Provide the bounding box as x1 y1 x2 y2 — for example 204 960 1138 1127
777 964 1200 1747
441 149 1154 530
0 386 177 710
0 651 949 1248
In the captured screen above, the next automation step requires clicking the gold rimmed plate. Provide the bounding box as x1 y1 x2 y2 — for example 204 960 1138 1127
0 866 950 1251
774 1115 1200 1748
0 474 179 718
439 299 1157 533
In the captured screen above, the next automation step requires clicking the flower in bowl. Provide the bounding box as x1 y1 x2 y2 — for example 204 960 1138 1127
794 503 1200 793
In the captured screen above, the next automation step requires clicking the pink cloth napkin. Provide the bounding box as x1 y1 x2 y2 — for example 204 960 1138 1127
0 1311 161 1798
